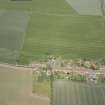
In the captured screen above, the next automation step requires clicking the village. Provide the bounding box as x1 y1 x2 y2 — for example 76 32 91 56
31 57 105 84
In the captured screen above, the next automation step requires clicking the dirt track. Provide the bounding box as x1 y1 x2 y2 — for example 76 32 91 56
0 64 49 105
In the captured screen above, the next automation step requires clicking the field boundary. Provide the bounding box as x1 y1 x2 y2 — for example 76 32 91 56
32 11 102 17
0 63 33 71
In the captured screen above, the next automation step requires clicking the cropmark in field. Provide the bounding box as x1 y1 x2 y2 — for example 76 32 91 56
0 10 30 64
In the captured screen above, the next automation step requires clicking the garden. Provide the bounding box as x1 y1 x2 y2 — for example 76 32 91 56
32 56 105 97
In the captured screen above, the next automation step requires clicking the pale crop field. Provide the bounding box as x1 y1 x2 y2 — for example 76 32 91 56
0 64 49 105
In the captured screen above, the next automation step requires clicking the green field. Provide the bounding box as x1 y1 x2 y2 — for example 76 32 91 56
53 80 105 105
0 0 105 64
0 10 30 63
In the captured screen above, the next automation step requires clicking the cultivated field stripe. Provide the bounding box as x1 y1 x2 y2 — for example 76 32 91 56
32 11 103 17
53 80 105 105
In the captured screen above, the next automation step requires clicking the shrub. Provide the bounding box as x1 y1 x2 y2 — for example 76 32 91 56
98 58 105 65
97 74 105 83
71 74 86 82
54 71 66 80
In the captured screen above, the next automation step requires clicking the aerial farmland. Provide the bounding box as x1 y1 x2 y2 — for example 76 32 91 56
0 0 104 64
0 0 105 105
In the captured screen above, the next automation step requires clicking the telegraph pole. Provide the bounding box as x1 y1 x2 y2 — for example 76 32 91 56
50 65 53 105
100 0 104 15
100 0 105 28
48 56 55 105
